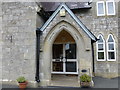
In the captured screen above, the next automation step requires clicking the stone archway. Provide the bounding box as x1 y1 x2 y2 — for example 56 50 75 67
50 30 79 87
51 30 77 73
41 21 92 86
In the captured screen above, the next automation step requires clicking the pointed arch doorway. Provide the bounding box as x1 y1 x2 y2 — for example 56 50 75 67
50 30 79 87
52 30 78 74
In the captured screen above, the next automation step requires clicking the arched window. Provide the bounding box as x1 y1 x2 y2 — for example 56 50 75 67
107 34 116 61
97 34 106 61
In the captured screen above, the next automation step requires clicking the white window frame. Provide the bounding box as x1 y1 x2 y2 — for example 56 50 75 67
96 34 106 61
97 1 105 16
106 1 115 15
107 34 116 61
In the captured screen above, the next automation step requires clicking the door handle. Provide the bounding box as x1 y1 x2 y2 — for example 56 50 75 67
62 57 67 63
60 57 67 62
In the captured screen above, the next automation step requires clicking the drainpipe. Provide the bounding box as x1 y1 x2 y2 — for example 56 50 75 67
35 28 42 83
91 40 95 75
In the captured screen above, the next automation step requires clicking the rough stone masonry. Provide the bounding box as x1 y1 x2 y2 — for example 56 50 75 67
0 1 119 87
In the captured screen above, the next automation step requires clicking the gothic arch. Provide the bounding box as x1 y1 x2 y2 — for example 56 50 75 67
41 21 92 85
42 20 91 49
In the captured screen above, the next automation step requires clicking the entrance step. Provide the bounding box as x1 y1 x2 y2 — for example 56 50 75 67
50 75 80 87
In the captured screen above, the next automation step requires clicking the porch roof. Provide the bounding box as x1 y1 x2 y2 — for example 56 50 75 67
38 3 97 41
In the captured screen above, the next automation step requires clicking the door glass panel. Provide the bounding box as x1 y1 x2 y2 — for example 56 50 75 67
65 44 76 59
53 44 63 59
53 62 63 72
66 62 76 72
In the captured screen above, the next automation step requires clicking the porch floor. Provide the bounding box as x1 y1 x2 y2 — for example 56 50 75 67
50 74 80 87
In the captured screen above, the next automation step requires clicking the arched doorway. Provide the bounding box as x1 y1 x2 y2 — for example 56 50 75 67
42 21 93 87
52 30 78 74
50 30 79 87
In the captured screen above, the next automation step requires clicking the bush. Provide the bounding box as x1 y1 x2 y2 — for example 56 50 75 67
80 74 91 82
17 76 26 83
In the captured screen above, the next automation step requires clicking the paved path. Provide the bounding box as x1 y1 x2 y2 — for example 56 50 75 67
93 76 119 88
2 76 119 88
50 75 80 87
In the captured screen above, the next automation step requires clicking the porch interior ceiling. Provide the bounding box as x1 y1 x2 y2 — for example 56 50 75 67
54 30 75 44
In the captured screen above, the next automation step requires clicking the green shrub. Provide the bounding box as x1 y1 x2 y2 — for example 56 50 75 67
80 74 91 82
17 76 26 83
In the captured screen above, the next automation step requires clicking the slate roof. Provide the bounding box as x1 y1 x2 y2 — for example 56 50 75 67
40 2 91 11
38 3 97 41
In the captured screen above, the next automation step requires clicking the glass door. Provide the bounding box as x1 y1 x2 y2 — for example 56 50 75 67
52 43 78 74
65 44 77 74
52 44 63 72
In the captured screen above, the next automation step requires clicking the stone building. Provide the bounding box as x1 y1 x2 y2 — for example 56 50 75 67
1 1 119 87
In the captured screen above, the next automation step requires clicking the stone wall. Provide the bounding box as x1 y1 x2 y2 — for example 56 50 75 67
0 1 2 89
74 2 118 78
2 2 39 85
118 1 119 76
1 1 119 88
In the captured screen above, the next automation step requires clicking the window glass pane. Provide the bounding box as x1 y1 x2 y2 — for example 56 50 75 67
108 52 115 59
98 52 104 59
53 62 63 72
66 62 76 72
98 3 104 15
107 2 114 14
98 36 103 43
65 44 76 59
98 44 103 50
108 35 114 42
108 44 114 50
53 44 63 59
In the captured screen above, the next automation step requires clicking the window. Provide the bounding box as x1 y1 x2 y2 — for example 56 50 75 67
97 1 105 16
97 1 116 16
106 1 115 15
97 35 106 61
107 34 116 61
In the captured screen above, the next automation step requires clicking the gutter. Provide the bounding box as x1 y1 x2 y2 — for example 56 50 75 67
35 28 42 83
